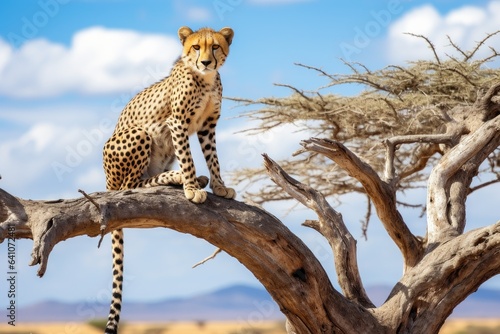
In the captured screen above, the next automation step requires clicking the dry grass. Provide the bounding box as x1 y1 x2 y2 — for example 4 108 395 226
0 320 286 334
1 319 499 334
440 319 500 334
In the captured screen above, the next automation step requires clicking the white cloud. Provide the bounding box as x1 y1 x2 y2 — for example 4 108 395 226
0 102 114 198
445 6 487 26
0 38 12 74
186 6 212 21
0 26 181 98
0 122 81 193
217 120 314 170
75 166 105 191
387 1 500 63
18 123 59 153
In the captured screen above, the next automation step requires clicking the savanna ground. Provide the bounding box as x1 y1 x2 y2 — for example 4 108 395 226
1 319 500 334
0 320 285 334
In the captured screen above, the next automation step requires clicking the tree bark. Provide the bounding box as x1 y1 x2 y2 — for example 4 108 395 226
0 186 381 333
299 138 423 271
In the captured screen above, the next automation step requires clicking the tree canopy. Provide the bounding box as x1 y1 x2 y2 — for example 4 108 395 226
231 32 500 209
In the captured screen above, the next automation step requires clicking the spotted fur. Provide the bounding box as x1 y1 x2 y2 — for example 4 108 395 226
102 26 236 334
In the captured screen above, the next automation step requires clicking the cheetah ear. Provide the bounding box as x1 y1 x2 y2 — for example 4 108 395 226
219 27 234 46
178 26 194 45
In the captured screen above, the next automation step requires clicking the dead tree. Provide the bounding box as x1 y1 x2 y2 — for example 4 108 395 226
1 34 500 333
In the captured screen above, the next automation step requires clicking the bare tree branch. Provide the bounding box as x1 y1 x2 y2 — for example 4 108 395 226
405 33 441 64
299 138 423 269
377 220 500 332
263 154 373 307
446 35 469 60
383 133 456 183
427 115 500 243
192 248 222 268
466 30 500 61
0 187 381 333
469 178 500 194
361 195 372 241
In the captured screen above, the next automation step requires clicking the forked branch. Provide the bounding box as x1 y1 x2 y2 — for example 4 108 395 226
427 115 500 243
299 138 423 269
383 133 455 183
263 154 373 307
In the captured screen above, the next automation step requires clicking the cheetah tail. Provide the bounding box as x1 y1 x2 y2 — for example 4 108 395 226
105 228 124 334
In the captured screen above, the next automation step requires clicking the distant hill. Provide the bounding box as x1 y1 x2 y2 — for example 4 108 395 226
19 284 283 323
18 284 500 322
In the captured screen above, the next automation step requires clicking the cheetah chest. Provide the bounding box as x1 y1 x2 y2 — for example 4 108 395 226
143 78 220 176
187 92 220 135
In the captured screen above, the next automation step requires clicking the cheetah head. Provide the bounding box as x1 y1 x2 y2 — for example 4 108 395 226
178 26 234 74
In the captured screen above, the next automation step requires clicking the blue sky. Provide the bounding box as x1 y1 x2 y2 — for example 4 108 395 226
0 0 499 317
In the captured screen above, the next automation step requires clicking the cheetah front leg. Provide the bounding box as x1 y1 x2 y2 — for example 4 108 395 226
198 118 236 200
168 119 207 203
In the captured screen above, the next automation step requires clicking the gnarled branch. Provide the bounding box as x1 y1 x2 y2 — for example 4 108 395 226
263 154 373 308
0 186 381 334
427 115 500 244
299 138 423 270
376 220 500 332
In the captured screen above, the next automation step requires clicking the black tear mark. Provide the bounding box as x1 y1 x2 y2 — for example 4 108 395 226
292 267 307 282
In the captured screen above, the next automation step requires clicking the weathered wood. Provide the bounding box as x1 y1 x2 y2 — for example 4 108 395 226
376 221 500 333
427 115 500 244
264 154 373 308
0 186 381 333
299 138 423 271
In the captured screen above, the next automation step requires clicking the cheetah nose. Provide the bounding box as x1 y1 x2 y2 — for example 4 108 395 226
201 60 212 66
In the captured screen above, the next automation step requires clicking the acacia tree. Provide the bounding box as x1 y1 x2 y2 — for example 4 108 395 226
1 34 500 333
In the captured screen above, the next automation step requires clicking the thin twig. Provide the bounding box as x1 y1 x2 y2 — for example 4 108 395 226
405 33 441 64
78 189 101 211
396 200 425 209
361 195 371 241
274 83 313 101
446 35 468 60
468 178 500 194
467 31 500 61
78 189 107 248
295 62 336 80
443 67 477 87
192 248 222 268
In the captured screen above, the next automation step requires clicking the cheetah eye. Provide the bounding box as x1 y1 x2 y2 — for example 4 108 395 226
192 45 200 50
212 45 220 50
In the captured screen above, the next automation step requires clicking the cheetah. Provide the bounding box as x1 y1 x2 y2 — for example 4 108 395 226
101 26 236 334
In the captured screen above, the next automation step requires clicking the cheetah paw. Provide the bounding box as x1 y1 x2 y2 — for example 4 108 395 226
212 184 236 199
185 187 207 204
